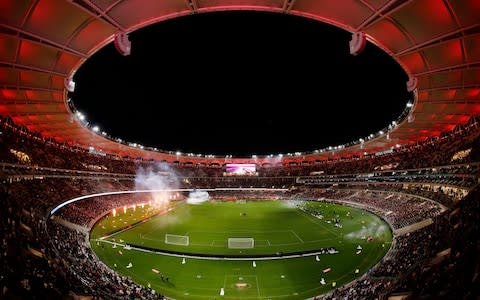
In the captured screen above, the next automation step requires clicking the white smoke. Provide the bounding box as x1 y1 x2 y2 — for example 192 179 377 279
135 162 179 190
282 200 304 208
186 190 209 205
344 222 388 240
134 162 180 208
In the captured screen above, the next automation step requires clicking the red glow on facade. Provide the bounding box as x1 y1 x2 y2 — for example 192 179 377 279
473 104 480 113
52 92 63 101
18 41 36 60
0 35 18 61
28 115 39 121
444 124 455 131
430 40 463 68
465 88 480 99
417 91 429 101
458 115 470 124
0 69 11 83
55 53 81 73
0 0 477 163
51 76 64 90
1 89 17 99
399 52 426 74
14 104 26 112
25 90 36 100
421 0 455 28
464 35 480 62
443 89 457 100
365 19 411 53
12 116 25 124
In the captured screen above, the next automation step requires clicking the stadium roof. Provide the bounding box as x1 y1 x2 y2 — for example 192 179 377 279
1 0 479 164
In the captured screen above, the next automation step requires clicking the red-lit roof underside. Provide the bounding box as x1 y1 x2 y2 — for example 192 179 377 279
0 0 479 164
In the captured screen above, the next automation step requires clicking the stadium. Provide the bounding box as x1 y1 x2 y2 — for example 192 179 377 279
1 1 479 300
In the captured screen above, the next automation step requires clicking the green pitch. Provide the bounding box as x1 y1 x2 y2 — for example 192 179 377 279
90 200 392 299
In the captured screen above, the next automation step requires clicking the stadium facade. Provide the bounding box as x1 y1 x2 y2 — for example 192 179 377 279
1 1 479 299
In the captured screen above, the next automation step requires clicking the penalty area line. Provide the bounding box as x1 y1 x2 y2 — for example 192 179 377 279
294 209 340 237
290 230 304 243
255 275 260 297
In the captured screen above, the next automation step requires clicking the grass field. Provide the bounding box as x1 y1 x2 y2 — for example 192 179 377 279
90 199 392 299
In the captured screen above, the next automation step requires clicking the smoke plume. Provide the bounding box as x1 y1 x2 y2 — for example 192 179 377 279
134 162 180 207
186 190 209 205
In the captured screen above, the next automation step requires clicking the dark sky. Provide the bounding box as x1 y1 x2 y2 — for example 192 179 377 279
72 11 410 157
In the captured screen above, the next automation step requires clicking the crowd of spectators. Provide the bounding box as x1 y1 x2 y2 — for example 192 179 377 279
58 193 161 227
0 177 163 299
321 277 394 300
297 164 478 188
1 113 479 299
2 114 480 178
290 188 444 229
0 117 138 174
396 187 480 299
314 185 480 299
48 222 163 299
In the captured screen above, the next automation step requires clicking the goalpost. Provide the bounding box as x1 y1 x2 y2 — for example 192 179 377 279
228 238 254 249
165 234 189 246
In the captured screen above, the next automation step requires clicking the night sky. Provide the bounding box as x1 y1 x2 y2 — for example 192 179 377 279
72 11 411 157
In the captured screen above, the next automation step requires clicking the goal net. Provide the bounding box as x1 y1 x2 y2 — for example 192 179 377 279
165 234 189 246
228 238 254 249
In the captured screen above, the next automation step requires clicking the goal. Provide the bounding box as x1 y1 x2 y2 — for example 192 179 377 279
228 238 254 249
165 234 189 246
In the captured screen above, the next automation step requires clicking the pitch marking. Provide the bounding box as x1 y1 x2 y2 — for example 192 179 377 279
290 230 304 243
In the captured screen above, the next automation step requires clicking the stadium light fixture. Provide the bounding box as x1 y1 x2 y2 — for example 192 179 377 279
92 126 99 132
76 111 86 121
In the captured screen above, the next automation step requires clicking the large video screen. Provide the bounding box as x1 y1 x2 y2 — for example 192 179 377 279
225 164 257 176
